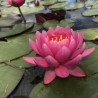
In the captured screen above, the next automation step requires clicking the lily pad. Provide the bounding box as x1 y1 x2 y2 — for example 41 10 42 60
6 51 36 68
0 16 21 27
50 3 66 10
92 16 98 22
65 2 84 10
40 0 57 6
29 76 98 98
75 28 98 40
2 6 45 15
0 63 24 98
83 8 98 16
85 1 97 7
0 33 35 62
43 19 74 29
0 23 34 38
79 42 98 75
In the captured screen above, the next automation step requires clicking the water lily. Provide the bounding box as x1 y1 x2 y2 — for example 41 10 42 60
23 26 94 84
7 0 25 7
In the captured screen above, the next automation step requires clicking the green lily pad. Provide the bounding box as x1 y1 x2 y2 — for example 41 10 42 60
83 8 98 16
0 33 35 63
0 63 24 98
43 19 74 29
75 28 98 40
2 6 45 15
85 1 97 7
40 0 57 6
29 76 98 98
65 2 84 10
6 51 36 68
50 3 66 10
92 16 98 22
92 4 98 8
0 16 21 27
79 42 98 75
0 23 34 38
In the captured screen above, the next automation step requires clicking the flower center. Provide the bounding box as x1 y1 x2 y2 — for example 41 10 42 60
49 34 68 41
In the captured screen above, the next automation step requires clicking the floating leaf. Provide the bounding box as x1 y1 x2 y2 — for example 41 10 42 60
65 2 84 10
92 16 98 22
75 28 98 40
0 23 34 38
83 8 98 16
0 63 24 98
43 19 74 29
2 6 45 15
80 42 98 75
6 51 36 68
50 3 66 10
0 33 35 62
0 16 21 27
29 76 98 98
85 1 97 7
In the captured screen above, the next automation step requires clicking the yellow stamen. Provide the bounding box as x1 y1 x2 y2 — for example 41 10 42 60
65 36 68 39
59 35 62 41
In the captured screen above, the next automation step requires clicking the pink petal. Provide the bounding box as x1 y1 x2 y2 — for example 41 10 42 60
29 39 40 54
55 66 69 78
23 57 36 65
44 68 56 84
69 66 86 77
76 32 83 49
42 30 47 37
45 56 59 67
82 48 95 58
42 44 53 57
47 27 54 37
49 41 60 56
70 42 86 59
80 42 86 53
69 36 76 52
55 46 70 63
59 39 69 47
64 55 82 68
33 57 49 68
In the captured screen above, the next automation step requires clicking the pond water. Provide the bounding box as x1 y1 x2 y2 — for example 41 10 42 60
0 0 98 98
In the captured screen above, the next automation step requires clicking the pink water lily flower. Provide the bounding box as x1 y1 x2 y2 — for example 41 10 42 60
7 0 25 7
23 26 94 84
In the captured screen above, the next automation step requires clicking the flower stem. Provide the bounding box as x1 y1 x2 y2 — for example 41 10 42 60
18 7 26 24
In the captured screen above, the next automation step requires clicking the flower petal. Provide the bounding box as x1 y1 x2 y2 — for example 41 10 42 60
44 68 56 84
69 66 86 77
49 41 60 56
33 57 49 68
64 55 82 67
55 66 69 78
69 36 76 52
23 57 36 65
55 46 70 63
29 39 39 54
42 44 53 57
45 56 59 67
82 48 95 58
